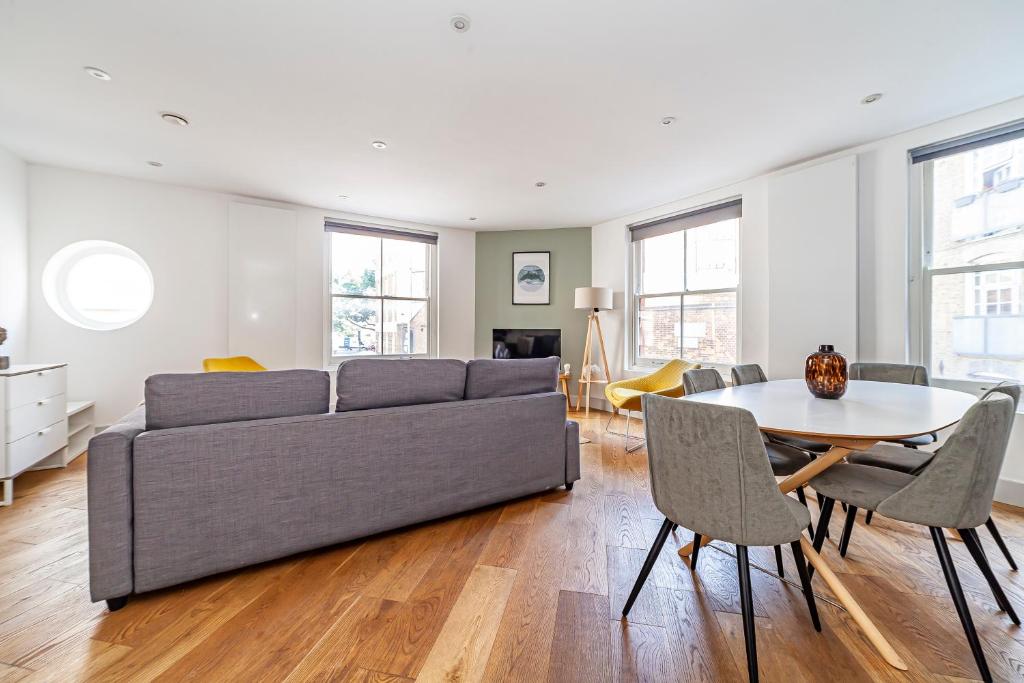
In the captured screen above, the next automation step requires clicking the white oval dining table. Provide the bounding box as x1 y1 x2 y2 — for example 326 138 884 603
676 378 979 671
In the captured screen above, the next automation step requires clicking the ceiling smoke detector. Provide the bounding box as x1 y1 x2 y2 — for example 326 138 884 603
371 140 388 150
83 66 111 81
160 112 190 127
661 116 676 126
535 181 547 188
861 93 883 105
450 15 470 32
468 216 478 221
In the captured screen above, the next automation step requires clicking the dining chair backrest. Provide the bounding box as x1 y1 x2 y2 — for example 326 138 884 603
981 383 1020 411
849 362 929 386
730 364 767 386
643 394 806 546
682 368 726 395
877 395 1015 529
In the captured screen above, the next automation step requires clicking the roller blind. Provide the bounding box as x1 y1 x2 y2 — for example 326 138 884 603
324 218 438 245
629 198 742 242
910 118 1024 164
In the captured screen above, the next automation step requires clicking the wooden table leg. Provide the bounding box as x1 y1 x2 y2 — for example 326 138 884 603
778 446 852 494
678 533 713 558
799 537 909 670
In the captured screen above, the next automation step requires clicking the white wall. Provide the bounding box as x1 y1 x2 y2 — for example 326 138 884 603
592 95 1024 502
27 165 476 425
0 146 28 362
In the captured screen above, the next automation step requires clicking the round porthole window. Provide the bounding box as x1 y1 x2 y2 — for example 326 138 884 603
42 240 154 331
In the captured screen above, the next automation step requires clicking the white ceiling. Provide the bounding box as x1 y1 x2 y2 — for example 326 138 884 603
2 1 1023 230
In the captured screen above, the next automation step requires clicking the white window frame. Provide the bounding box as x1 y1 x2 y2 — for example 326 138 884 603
628 210 741 371
324 227 439 365
910 153 1024 393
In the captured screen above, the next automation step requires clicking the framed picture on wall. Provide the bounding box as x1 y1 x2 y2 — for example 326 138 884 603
512 251 550 305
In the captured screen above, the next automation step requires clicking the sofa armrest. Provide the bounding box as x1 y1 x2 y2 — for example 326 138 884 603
88 406 146 602
565 420 581 485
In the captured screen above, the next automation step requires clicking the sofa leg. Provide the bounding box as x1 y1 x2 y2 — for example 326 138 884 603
565 481 574 491
106 596 128 612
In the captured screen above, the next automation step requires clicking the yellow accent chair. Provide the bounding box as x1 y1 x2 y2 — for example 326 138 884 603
202 356 267 372
604 359 700 451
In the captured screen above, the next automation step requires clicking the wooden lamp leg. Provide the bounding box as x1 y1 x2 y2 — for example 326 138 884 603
578 314 593 414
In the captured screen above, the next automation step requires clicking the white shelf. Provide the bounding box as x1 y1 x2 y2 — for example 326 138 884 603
67 400 95 417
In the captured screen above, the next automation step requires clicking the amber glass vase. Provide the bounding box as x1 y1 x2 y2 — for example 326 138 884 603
805 345 848 399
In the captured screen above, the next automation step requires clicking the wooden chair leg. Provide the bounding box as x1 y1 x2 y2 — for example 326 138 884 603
736 545 759 682
959 528 1020 624
773 545 785 578
985 517 1018 571
623 518 672 617
930 526 992 683
790 541 821 632
690 532 703 570
839 505 858 558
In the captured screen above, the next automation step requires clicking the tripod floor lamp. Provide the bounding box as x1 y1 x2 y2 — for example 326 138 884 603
574 286 613 414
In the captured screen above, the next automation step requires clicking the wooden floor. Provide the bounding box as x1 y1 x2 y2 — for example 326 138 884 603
3 409 1024 681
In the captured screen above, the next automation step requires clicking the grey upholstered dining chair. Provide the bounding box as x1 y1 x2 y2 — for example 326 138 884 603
731 364 831 456
835 379 1019 569
849 362 936 448
685 369 818 564
624 394 820 683
808 393 1018 683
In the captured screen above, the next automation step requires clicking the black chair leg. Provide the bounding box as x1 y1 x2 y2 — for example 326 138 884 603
690 532 703 570
959 528 1020 624
623 517 672 617
790 541 821 632
984 517 1018 571
838 505 858 558
930 526 992 683
773 545 785 578
671 522 679 532
795 486 814 536
814 492 830 538
736 545 758 682
864 510 873 525
807 497 835 581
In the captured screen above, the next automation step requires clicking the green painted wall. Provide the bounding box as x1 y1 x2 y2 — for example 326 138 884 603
474 227 592 382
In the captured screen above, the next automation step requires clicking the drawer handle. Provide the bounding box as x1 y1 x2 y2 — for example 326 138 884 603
38 427 51 436
37 371 47 376
37 399 49 406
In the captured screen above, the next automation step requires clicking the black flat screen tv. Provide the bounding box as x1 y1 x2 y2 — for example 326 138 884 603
492 329 561 360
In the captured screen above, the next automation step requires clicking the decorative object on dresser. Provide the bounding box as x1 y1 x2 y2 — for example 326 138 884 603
574 286 613 414
512 251 551 304
805 344 848 399
1 364 69 505
0 326 8 370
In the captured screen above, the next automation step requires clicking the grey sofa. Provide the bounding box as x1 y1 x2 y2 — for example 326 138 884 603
87 356 579 610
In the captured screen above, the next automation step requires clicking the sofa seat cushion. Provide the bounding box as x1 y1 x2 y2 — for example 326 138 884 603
145 369 330 430
465 357 559 399
336 358 467 412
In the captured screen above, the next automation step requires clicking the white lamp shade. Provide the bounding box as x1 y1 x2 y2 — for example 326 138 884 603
575 286 613 310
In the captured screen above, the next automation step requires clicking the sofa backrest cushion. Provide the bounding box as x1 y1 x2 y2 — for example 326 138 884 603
145 370 330 430
336 358 467 412
464 357 560 399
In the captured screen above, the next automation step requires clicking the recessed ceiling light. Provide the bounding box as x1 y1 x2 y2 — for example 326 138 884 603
337 194 349 199
160 112 190 127
535 181 547 188
468 216 478 221
661 116 676 126
146 161 163 167
450 15 470 32
861 93 883 105
371 140 388 150
83 66 111 81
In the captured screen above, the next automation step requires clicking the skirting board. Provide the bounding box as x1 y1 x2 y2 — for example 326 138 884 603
995 477 1024 508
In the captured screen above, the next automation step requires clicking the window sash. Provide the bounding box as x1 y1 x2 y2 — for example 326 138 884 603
633 289 738 365
328 231 435 360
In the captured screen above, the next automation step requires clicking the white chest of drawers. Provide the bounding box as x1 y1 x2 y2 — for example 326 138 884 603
1 364 69 505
